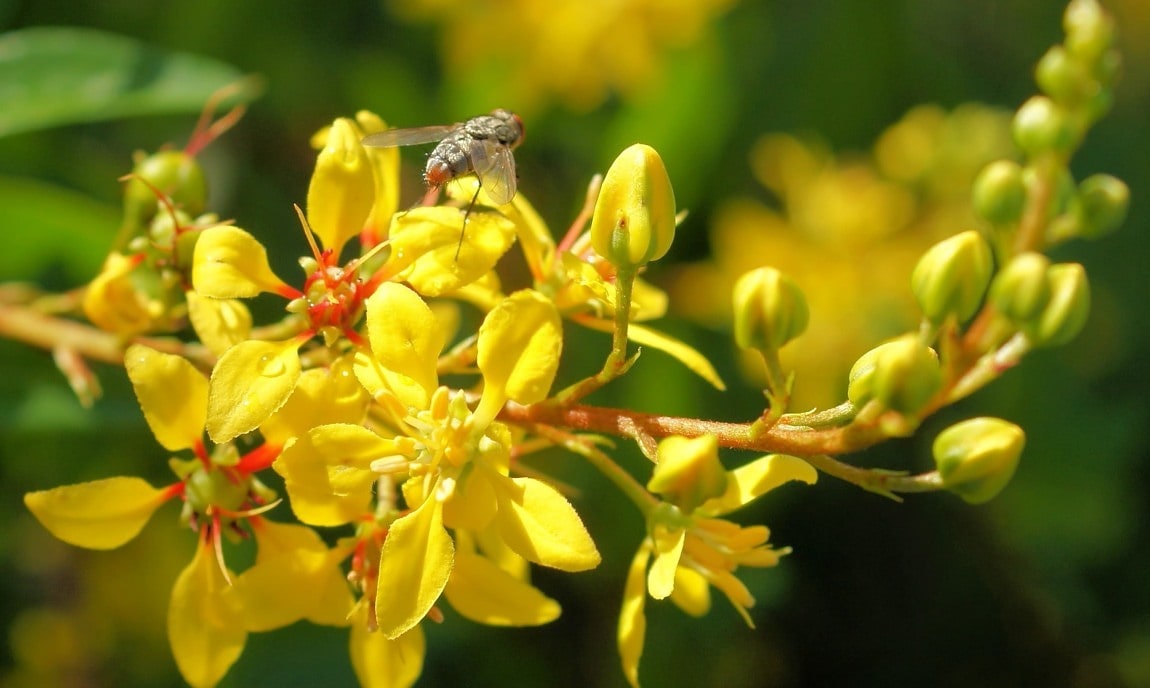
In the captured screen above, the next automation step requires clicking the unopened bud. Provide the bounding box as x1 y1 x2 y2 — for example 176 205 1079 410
972 160 1027 225
590 144 676 272
124 150 207 232
989 252 1051 326
1013 96 1077 156
648 435 728 513
1064 0 1114 64
732 267 809 351
1076 174 1129 239
1029 263 1090 347
933 417 1024 504
848 334 941 414
1036 46 1094 106
911 231 993 325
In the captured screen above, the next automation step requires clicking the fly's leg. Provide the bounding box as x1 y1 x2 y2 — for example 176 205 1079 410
454 182 483 261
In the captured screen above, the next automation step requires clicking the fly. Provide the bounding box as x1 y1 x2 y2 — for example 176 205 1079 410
362 109 524 256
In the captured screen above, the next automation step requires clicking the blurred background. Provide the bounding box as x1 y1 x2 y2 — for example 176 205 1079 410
1 0 1148 686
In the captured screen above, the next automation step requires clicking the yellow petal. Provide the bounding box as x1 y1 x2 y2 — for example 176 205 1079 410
168 539 246 688
503 190 555 280
272 424 389 526
384 206 516 297
352 350 430 411
307 118 376 256
82 252 153 336
475 290 562 424
575 317 725 390
365 282 443 397
444 551 560 626
206 339 302 443
376 496 455 639
124 344 208 451
669 566 711 617
618 545 651 688
441 464 498 532
235 520 353 631
698 453 818 517
186 291 252 356
494 476 600 572
350 606 425 688
24 477 167 550
356 111 401 241
646 527 685 600
260 357 369 446
192 226 295 299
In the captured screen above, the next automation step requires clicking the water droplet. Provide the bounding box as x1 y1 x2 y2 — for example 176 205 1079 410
258 353 285 377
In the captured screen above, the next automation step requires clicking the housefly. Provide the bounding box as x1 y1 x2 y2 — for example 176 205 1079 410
362 109 524 255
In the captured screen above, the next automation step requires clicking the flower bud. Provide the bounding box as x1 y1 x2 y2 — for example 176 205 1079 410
911 231 993 325
988 252 1051 326
123 150 207 232
732 267 809 351
1064 0 1114 64
1076 174 1129 239
590 144 676 272
648 435 728 513
933 417 1024 504
972 160 1027 225
847 334 941 414
1036 45 1094 106
1029 262 1090 348
1013 96 1076 156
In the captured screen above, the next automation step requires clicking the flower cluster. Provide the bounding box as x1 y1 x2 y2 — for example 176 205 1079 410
13 1 1129 686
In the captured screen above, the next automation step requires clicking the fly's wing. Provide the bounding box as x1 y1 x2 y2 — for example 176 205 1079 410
361 124 457 148
468 138 517 205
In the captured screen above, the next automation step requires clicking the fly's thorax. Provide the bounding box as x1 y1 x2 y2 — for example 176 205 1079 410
463 111 523 148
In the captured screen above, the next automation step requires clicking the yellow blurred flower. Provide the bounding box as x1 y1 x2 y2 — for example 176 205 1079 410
389 0 738 110
668 104 1014 408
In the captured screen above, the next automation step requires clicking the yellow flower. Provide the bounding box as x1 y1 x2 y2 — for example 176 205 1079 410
618 442 817 687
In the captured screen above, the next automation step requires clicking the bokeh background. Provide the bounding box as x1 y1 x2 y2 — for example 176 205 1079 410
2 0 1149 686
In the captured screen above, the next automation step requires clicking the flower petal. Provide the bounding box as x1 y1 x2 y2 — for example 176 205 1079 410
365 282 443 398
193 226 296 299
168 538 246 688
124 344 208 451
618 544 651 688
575 317 725 390
698 453 817 516
260 357 369 446
272 424 389 526
475 290 562 425
236 520 353 631
444 550 560 626
384 206 516 297
646 526 685 600
24 477 168 550
307 118 376 256
376 496 454 639
186 291 252 356
350 606 425 688
206 338 302 443
494 476 600 572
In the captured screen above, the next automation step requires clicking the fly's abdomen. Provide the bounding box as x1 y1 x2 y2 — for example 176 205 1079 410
424 135 472 187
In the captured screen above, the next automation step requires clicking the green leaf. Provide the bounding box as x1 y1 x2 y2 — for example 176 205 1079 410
0 26 256 137
0 175 117 281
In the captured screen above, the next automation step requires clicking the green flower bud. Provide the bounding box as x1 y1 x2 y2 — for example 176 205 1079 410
1036 45 1093 106
1029 263 1090 348
732 267 810 351
933 417 1024 504
848 334 941 414
972 160 1027 225
648 435 728 513
590 144 676 272
124 150 208 229
1076 174 1129 239
1064 0 1114 64
988 252 1052 326
911 230 994 325
1013 96 1076 156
